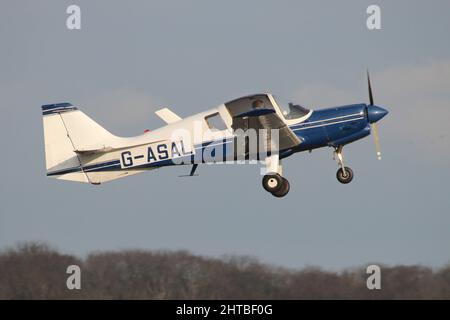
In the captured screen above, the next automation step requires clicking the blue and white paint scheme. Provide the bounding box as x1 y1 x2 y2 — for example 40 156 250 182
41 74 388 197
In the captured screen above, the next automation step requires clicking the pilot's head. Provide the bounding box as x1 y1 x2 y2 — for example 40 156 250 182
252 99 264 109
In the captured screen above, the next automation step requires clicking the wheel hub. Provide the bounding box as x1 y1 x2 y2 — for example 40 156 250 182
268 178 278 188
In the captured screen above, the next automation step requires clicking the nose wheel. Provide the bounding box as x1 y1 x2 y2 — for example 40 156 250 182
262 173 290 198
334 146 354 184
336 167 353 184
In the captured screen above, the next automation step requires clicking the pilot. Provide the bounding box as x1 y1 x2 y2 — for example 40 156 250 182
252 99 264 109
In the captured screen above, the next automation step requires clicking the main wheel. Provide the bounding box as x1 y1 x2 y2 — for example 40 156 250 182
272 178 290 198
336 167 354 184
262 173 283 193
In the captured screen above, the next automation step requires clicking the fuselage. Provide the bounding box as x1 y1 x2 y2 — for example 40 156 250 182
43 93 388 185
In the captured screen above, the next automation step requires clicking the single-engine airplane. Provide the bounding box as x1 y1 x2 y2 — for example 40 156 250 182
42 73 388 197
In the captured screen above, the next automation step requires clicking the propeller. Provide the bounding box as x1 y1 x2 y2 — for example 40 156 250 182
367 70 382 160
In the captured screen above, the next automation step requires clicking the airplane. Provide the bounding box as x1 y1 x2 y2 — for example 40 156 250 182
41 73 388 197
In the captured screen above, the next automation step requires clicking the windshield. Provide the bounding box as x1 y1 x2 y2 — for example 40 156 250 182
274 95 309 120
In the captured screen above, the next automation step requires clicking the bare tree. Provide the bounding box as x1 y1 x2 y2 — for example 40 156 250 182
1 242 449 299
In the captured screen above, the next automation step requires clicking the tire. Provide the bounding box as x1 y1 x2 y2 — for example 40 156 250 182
336 167 354 184
272 178 290 198
262 173 283 193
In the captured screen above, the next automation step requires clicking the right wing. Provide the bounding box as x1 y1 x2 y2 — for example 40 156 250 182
232 109 301 151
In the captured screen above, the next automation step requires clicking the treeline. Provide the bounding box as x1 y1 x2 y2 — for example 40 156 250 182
0 242 449 299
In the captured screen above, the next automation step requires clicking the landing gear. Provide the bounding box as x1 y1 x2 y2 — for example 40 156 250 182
262 174 283 193
262 174 290 197
336 167 353 184
333 146 354 184
272 177 290 198
262 154 290 197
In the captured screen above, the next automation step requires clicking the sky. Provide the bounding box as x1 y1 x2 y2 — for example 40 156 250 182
1 0 450 270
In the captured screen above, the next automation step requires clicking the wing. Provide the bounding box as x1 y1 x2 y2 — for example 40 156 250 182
232 110 301 151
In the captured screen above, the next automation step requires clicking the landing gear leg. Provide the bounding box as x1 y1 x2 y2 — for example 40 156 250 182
261 154 290 197
334 146 354 184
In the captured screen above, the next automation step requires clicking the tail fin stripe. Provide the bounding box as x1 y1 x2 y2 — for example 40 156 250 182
42 103 78 115
42 102 74 111
43 107 77 116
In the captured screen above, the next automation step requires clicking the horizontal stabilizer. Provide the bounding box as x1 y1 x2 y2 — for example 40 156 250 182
74 146 114 155
74 139 166 155
155 108 182 124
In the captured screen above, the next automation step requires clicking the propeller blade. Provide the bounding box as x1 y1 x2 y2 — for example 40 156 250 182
371 123 382 160
367 70 374 106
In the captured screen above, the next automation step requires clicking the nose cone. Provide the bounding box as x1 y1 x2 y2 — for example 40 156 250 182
367 105 389 123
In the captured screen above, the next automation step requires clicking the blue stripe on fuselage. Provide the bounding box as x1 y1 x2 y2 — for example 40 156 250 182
47 160 121 176
46 139 233 176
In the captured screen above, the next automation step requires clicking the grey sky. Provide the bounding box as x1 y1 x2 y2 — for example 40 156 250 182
1 0 450 270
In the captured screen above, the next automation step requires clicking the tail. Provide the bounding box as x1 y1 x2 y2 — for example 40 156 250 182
42 103 133 184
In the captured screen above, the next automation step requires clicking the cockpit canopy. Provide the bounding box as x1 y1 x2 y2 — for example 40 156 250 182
273 95 310 120
224 93 309 121
225 94 274 117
